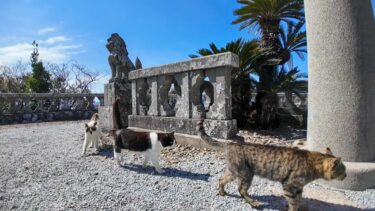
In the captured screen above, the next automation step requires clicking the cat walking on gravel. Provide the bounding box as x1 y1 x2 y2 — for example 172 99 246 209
82 113 101 155
197 117 347 211
112 99 176 174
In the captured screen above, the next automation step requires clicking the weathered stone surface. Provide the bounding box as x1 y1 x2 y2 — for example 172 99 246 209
100 81 131 128
129 52 239 80
0 111 97 125
128 115 237 139
175 72 190 118
305 0 375 190
205 67 232 120
98 106 113 132
106 33 137 82
147 77 159 116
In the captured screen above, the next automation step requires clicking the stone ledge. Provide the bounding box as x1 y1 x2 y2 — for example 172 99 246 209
127 127 243 151
128 115 237 139
317 161 375 191
129 52 239 80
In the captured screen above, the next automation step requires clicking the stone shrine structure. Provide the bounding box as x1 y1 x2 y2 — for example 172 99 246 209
99 33 142 131
305 0 375 190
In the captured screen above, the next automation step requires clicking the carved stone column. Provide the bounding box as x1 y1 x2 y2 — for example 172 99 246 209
99 33 138 131
305 0 375 190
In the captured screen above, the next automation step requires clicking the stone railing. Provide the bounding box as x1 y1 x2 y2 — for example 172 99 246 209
250 92 308 127
0 93 104 125
128 52 239 139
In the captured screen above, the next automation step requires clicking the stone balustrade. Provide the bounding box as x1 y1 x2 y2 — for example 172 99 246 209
250 92 308 127
0 93 104 125
128 52 239 139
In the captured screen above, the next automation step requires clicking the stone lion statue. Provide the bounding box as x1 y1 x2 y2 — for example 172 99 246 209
106 33 142 82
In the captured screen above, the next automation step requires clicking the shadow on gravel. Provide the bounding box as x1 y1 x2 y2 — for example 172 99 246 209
224 194 367 211
89 148 113 158
121 164 210 181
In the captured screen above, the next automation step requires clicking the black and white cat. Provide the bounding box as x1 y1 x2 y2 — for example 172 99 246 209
112 99 176 173
82 113 101 155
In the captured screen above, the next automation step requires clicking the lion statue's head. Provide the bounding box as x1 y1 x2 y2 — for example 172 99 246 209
106 33 128 65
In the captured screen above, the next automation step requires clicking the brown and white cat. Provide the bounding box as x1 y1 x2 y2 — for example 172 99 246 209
197 117 347 211
112 99 175 173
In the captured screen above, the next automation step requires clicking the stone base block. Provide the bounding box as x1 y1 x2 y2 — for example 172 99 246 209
127 127 243 150
317 161 375 190
98 106 113 132
128 115 237 139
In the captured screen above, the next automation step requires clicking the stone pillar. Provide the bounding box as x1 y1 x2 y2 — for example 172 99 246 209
98 80 132 131
147 77 159 116
305 0 375 190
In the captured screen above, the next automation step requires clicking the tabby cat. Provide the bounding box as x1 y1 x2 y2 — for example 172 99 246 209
197 117 347 210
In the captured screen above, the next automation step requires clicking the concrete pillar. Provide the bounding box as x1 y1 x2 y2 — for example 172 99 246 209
305 0 375 190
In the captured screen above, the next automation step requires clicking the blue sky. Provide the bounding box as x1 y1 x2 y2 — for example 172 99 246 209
0 0 374 92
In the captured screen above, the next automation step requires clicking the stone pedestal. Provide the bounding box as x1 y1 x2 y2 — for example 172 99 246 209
305 0 375 190
99 80 132 131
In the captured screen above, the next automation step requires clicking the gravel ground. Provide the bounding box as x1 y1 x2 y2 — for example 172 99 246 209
0 121 374 210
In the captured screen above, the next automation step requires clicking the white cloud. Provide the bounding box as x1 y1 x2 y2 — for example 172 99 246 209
40 36 71 45
0 42 83 65
37 27 56 35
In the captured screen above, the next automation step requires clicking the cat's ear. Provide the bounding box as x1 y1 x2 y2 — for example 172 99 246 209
85 123 88 128
330 157 342 168
170 131 175 136
326 147 333 156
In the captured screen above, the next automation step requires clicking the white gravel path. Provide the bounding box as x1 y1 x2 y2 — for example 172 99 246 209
0 121 374 210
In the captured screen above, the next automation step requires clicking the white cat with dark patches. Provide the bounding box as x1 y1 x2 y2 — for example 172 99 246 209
82 113 101 155
112 99 176 173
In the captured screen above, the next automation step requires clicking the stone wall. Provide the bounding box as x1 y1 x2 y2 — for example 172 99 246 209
0 93 104 125
128 52 239 139
251 92 308 127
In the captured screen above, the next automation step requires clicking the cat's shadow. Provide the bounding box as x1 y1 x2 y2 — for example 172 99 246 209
121 164 210 182
224 194 370 211
91 148 210 181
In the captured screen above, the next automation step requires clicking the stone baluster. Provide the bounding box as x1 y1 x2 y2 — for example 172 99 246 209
175 72 190 118
86 96 95 110
147 76 159 116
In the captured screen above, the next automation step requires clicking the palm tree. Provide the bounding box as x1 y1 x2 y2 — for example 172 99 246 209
189 38 260 127
232 0 305 129
278 21 307 67
233 0 304 64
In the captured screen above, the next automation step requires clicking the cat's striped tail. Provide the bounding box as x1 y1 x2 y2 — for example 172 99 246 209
197 114 226 149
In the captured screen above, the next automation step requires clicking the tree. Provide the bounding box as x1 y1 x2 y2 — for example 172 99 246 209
27 41 52 93
232 0 304 65
0 61 30 93
232 0 306 129
68 63 103 94
47 63 70 93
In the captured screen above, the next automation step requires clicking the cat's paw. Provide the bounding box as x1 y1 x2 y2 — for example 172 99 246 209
249 200 261 209
218 190 227 196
